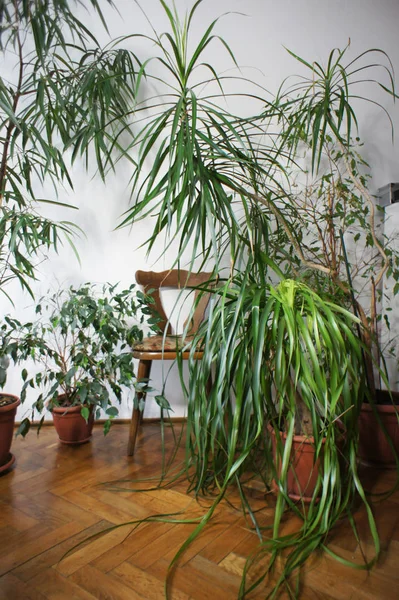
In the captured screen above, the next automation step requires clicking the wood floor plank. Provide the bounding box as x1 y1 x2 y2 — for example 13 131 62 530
152 555 242 600
5 491 99 530
54 523 135 576
0 573 48 600
0 502 39 532
199 522 252 563
91 521 175 573
302 550 399 600
0 424 398 600
112 561 191 600
0 466 48 492
162 514 243 567
13 520 113 583
61 489 144 525
69 564 146 599
128 523 198 570
0 520 94 576
30 568 98 600
83 487 151 521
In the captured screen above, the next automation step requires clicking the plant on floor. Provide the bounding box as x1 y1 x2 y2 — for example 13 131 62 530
0 282 155 439
49 1 397 596
266 46 399 469
181 41 397 594
186 269 376 595
0 0 140 464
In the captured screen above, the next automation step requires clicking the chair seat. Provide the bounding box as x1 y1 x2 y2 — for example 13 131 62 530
132 335 203 361
133 334 193 352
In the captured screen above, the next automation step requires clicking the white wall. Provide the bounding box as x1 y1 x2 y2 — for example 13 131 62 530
3 0 399 422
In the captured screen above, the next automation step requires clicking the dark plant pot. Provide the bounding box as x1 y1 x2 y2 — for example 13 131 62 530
51 399 94 445
0 394 20 474
358 390 399 469
268 424 332 503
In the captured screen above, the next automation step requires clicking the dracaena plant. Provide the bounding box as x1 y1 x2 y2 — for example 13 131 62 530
0 282 156 435
104 3 397 596
0 0 139 298
114 0 287 269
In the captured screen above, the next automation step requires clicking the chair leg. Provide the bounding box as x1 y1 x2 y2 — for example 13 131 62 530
127 359 152 456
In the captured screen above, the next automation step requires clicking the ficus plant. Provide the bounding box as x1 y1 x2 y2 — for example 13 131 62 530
0 0 139 298
267 44 399 396
0 282 157 435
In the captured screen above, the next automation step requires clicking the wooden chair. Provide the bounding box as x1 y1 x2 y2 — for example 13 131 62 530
127 269 214 455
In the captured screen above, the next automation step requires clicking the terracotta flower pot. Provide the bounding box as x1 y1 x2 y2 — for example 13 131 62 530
358 390 399 469
268 423 344 503
51 397 94 444
0 394 20 474
269 425 325 502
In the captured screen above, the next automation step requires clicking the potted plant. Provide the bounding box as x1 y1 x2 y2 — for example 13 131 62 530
0 0 142 466
1 282 155 442
103 2 397 596
184 267 372 591
0 0 139 299
266 47 399 468
0 337 19 472
0 392 20 474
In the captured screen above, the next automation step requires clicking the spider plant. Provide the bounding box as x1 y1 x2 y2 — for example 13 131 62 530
185 268 373 597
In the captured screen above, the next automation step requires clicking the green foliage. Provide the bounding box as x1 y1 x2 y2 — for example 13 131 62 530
115 0 285 268
0 0 139 296
1 2 391 597
98 3 398 597
0 282 156 435
182 272 378 596
275 44 396 172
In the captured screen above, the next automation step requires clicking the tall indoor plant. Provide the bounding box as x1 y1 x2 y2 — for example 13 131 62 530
0 0 140 466
267 46 399 468
104 2 398 597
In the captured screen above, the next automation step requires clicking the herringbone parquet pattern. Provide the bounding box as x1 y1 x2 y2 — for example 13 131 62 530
0 423 398 599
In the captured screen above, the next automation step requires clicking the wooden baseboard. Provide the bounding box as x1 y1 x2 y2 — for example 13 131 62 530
15 417 187 427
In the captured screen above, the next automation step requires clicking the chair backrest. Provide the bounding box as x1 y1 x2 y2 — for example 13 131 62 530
135 269 214 336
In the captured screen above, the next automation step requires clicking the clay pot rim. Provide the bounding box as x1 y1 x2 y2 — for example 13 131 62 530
51 403 93 415
361 402 399 414
0 394 21 413
267 421 345 445
50 392 94 412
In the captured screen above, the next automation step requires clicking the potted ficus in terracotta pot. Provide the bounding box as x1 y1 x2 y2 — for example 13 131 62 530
0 389 20 473
0 336 21 473
2 282 155 443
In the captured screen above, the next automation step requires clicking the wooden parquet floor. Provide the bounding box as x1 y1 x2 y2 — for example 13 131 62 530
0 423 398 600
